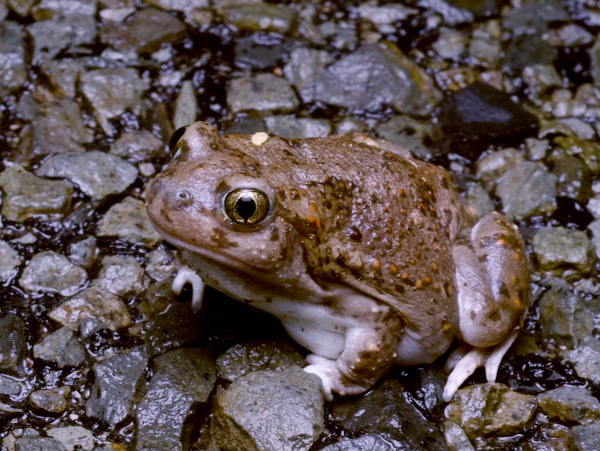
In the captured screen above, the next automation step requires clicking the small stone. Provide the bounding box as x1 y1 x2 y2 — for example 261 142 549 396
0 374 22 396
135 348 216 451
0 240 22 282
86 345 148 426
15 437 67 451
211 366 324 451
0 165 74 222
97 197 161 246
569 421 600 451
221 2 297 34
173 80 198 130
438 82 539 158
40 59 83 98
46 426 95 451
227 73 299 114
0 314 27 376
144 248 175 282
37 152 138 200
19 251 87 297
495 162 557 220
33 327 86 368
283 47 332 104
538 386 600 424
80 67 149 136
32 0 96 19
29 387 71 414
92 255 148 299
49 287 132 331
0 21 27 95
445 383 537 438
563 337 600 384
533 227 595 276
265 116 331 139
110 130 164 162
67 236 98 269
100 7 187 55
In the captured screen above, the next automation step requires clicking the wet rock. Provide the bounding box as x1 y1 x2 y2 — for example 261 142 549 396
375 115 436 160
564 337 600 384
144 248 176 282
135 348 216 451
216 340 306 383
100 7 187 54
505 34 559 73
495 161 557 219
308 43 441 115
0 400 22 418
14 437 67 451
18 98 94 158
0 314 27 376
5 0 36 17
221 2 297 34
443 420 475 451
46 426 95 451
34 327 86 368
0 374 22 396
419 0 475 25
19 251 87 297
145 0 209 13
0 166 74 222
357 3 417 33
283 47 332 104
28 14 97 63
532 227 594 277
444 383 537 439
210 366 324 451
32 0 97 19
332 378 447 450
265 116 331 138
49 287 131 331
29 387 70 414
0 21 27 95
438 82 539 158
143 295 205 357
227 73 299 114
0 240 22 283
110 130 164 162
80 67 149 136
590 220 600 259
592 35 600 91
85 345 148 426
97 196 161 246
538 386 600 424
40 59 84 98
569 419 600 450
432 27 467 60
538 279 595 348
92 255 148 299
67 236 98 269
555 135 600 175
37 152 138 200
317 20 357 51
234 34 300 71
173 80 198 130
503 0 570 35
549 154 592 203
321 434 403 451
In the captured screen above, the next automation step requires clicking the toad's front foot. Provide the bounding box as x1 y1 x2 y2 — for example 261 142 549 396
304 354 371 401
172 266 205 311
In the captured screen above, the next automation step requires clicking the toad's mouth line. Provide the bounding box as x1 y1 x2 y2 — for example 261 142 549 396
148 218 273 277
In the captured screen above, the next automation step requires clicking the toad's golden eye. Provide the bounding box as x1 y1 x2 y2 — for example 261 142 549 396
223 188 270 225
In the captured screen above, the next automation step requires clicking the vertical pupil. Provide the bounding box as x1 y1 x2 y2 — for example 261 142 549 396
236 196 256 221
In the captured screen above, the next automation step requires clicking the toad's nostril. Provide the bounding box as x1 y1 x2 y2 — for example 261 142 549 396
174 190 193 207
177 191 190 200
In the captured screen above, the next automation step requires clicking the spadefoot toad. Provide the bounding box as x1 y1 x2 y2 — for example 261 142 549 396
145 121 530 401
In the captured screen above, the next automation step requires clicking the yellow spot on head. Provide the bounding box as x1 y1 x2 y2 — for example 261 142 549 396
415 279 423 289
497 238 506 246
371 259 381 272
389 264 399 275
442 320 451 333
431 261 439 273
251 131 269 146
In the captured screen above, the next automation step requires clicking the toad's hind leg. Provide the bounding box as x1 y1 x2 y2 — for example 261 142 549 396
444 212 530 401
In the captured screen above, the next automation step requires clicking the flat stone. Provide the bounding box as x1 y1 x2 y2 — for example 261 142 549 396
15 438 67 451
37 151 138 200
85 345 148 426
29 387 70 414
227 73 299 113
0 165 74 222
46 426 95 451
110 130 164 162
0 240 22 282
538 386 600 424
33 327 86 368
221 2 297 34
49 287 131 331
0 314 27 376
92 255 148 299
19 251 87 297
265 116 331 139
0 21 27 95
97 197 161 246
533 227 595 276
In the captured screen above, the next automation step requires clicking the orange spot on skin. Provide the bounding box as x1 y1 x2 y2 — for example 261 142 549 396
338 181 346 190
423 275 432 285
371 259 381 272
309 203 318 213
431 261 439 273
400 272 410 280
497 238 506 246
415 279 423 289
389 264 399 275
442 320 452 333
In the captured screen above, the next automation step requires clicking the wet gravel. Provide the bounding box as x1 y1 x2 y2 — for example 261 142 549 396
1 0 600 450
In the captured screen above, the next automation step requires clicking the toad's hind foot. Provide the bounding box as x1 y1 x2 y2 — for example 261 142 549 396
442 327 520 402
